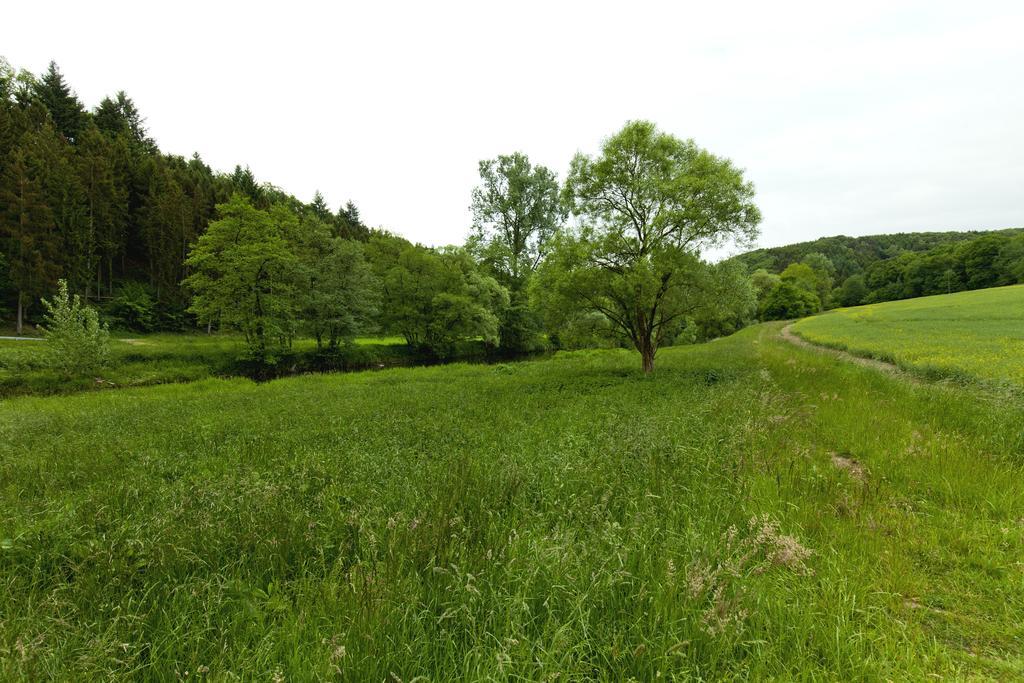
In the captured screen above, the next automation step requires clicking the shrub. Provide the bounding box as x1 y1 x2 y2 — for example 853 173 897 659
40 280 111 376
104 281 158 331
497 296 545 354
759 280 820 320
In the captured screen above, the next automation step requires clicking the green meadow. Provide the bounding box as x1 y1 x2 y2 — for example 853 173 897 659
792 284 1024 388
3 26 1023 682
0 334 411 398
3 320 1023 680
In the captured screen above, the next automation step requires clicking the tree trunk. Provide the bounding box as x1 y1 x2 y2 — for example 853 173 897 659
641 346 655 374
16 292 23 336
206 320 212 335
637 332 656 374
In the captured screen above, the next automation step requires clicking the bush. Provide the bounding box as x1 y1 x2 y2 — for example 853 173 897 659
759 281 820 321
40 280 111 376
498 296 545 354
104 281 158 331
837 274 868 307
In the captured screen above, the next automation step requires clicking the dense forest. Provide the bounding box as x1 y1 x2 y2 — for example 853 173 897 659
0 58 370 335
732 229 1024 319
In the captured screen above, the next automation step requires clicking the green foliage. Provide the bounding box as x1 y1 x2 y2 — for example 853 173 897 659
183 195 299 362
776 260 832 311
495 291 546 353
381 245 507 356
32 61 88 142
837 273 868 307
39 279 110 375
0 57 377 332
544 310 623 350
293 219 379 349
469 152 562 352
750 268 780 299
994 233 1024 284
799 251 835 278
468 152 563 287
0 143 60 333
548 120 760 371
93 91 156 152
737 228 1024 309
734 228 1022 282
104 281 158 331
759 280 820 320
958 234 1008 290
337 200 369 241
780 262 818 295
690 260 758 340
799 252 835 306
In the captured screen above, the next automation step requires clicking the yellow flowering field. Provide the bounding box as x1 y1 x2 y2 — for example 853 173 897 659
792 284 1024 387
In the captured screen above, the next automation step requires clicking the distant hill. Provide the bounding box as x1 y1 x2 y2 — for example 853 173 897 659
734 228 1024 281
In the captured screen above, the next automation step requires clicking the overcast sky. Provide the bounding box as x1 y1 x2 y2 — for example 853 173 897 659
4 1 1022 255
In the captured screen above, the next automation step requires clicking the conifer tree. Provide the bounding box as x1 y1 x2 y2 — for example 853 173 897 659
337 200 368 240
310 191 331 221
76 123 127 297
94 91 155 152
0 148 60 333
33 61 88 143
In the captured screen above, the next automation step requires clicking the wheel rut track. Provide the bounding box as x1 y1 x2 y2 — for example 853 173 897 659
779 323 918 382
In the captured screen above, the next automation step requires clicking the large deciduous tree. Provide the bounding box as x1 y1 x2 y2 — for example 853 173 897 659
469 153 563 351
381 245 507 357
469 153 562 286
292 215 378 350
545 121 760 373
183 194 299 361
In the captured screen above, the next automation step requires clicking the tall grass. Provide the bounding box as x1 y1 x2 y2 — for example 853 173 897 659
1 324 1022 679
0 334 414 398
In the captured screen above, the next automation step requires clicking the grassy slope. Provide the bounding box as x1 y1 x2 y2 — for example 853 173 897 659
2 324 1023 679
791 284 1024 388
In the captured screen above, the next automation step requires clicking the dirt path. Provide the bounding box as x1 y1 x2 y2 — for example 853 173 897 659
780 323 914 379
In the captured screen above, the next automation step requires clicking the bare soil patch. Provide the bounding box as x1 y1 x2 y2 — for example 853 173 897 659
830 451 867 482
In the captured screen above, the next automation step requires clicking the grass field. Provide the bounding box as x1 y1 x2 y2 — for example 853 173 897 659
2 322 1023 679
0 333 410 397
792 284 1024 388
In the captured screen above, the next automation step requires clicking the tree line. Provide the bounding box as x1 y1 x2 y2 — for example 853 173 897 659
737 229 1024 319
181 123 760 373
1 57 763 373
7 57 1022 372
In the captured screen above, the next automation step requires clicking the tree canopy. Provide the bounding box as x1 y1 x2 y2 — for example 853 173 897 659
468 152 563 352
380 245 507 357
541 120 760 372
183 195 299 361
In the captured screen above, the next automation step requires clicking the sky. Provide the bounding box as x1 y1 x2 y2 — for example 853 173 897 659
3 1 1023 256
